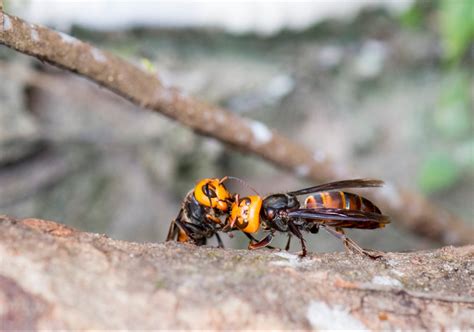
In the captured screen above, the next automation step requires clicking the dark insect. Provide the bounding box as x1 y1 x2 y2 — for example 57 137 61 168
166 177 233 247
229 179 390 258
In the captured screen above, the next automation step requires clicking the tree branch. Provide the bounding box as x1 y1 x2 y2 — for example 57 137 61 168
0 11 472 245
0 216 473 329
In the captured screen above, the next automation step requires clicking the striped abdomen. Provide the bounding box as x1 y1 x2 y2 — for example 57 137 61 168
304 191 381 214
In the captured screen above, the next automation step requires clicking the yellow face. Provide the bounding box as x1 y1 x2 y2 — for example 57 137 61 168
230 195 262 233
194 178 231 211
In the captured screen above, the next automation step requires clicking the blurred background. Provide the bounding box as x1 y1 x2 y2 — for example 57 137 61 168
1 0 472 253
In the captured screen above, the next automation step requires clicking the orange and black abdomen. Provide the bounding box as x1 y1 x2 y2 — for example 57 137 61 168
305 191 381 214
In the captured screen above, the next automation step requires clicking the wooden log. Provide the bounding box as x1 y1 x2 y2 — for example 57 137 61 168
0 215 472 330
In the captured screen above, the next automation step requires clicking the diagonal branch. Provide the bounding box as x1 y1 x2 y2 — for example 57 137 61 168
1 11 472 245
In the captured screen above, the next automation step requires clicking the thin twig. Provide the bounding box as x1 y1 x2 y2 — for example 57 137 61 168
0 11 472 245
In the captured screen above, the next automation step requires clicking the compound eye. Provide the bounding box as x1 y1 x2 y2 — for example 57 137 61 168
266 208 275 220
194 178 220 208
203 184 217 198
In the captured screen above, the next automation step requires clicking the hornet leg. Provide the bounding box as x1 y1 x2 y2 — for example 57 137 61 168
244 232 276 250
173 216 207 246
166 209 184 241
247 233 274 250
166 220 178 241
322 226 382 259
284 234 292 251
288 221 307 257
215 232 225 248
206 214 222 224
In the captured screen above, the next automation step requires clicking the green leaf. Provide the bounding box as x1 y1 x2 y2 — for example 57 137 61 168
440 0 474 62
400 4 424 28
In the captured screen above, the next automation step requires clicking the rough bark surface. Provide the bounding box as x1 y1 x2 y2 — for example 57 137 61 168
0 215 472 330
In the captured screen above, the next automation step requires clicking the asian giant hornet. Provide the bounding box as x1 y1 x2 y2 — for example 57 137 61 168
166 176 274 248
166 177 233 247
229 179 390 258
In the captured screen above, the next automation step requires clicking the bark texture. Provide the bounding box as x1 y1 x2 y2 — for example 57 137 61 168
0 215 472 330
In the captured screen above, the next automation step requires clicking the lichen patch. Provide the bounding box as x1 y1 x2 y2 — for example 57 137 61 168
294 164 310 177
371 275 402 288
3 14 12 31
91 48 107 63
306 300 367 330
248 120 272 145
58 31 78 44
271 252 312 268
30 27 40 42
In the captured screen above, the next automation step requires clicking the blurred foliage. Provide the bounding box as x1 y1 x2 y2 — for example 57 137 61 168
439 0 474 62
400 5 423 28
434 70 472 139
454 139 474 171
400 0 436 28
402 0 473 193
3 0 30 11
437 0 473 142
401 0 473 62
418 152 460 194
